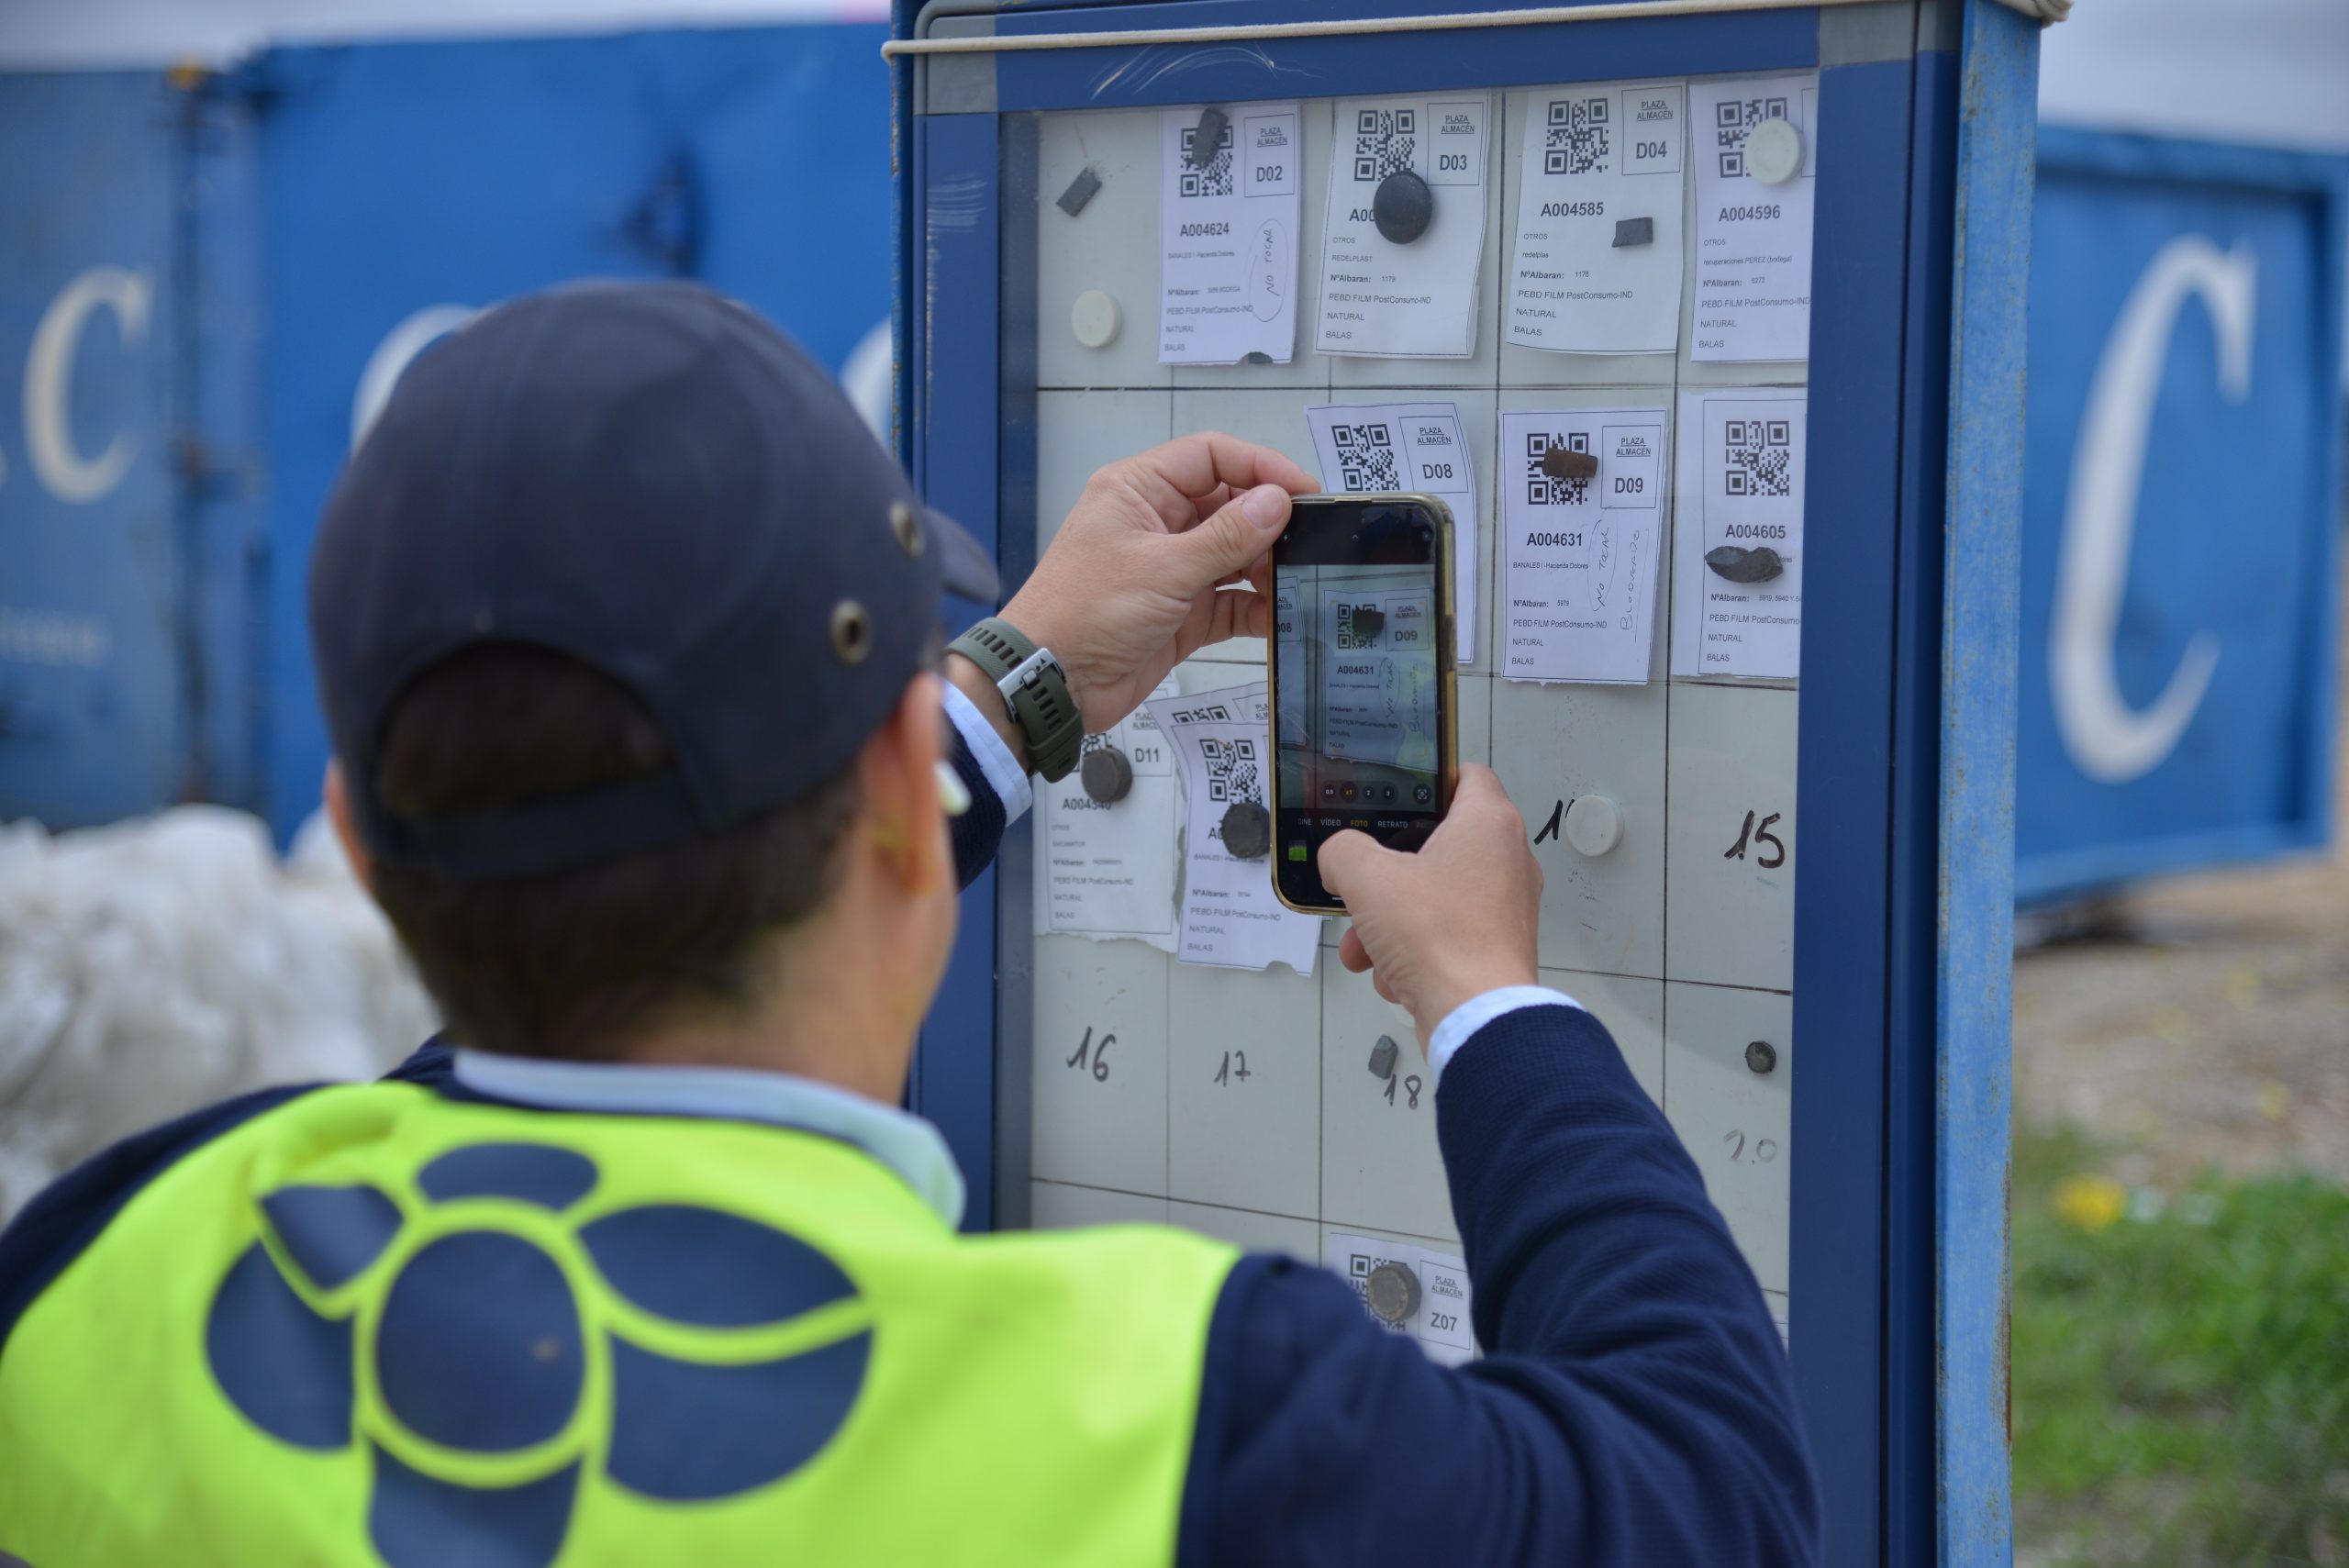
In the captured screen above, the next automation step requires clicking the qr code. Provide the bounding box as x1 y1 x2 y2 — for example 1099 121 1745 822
1543 96 1609 177
1714 96 1790 179
1163 703 1231 726
1330 423 1401 492
1352 107 1417 183
1199 735 1260 805
1178 123 1235 199
1524 430 1592 506
1334 601 1384 651
1724 418 1793 498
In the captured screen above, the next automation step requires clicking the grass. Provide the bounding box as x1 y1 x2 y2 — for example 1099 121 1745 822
2012 1121 2349 1566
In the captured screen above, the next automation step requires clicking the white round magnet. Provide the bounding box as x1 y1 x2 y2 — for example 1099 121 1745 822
1564 795 1623 858
1071 289 1119 349
1743 117 1803 186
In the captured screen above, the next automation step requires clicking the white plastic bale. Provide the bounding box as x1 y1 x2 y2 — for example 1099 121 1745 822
0 806 439 1222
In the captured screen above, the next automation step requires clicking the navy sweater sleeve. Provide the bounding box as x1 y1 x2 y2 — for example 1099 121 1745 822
1180 1004 1820 1567
947 724 1008 892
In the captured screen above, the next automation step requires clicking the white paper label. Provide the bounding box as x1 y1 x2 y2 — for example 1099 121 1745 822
1323 1231 1476 1365
1141 681 1321 973
1507 81 1687 354
1688 75 1818 362
1671 389 1808 679
1032 674 1181 949
1160 104 1304 364
1498 407 1669 683
1305 401 1479 665
1315 95 1492 359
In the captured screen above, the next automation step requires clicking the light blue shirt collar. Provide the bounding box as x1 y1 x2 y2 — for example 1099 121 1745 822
451 1049 967 1229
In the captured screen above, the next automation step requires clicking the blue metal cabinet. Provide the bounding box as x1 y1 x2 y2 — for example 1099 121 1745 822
2018 129 2348 903
892 3 2036 1561
247 25 896 839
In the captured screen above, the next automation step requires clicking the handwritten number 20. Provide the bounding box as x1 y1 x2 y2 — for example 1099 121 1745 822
1722 1130 1778 1164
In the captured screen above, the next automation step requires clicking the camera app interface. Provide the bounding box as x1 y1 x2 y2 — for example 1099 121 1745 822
1275 517 1442 873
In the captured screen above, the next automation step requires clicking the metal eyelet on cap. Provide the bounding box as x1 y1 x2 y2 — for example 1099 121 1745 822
889 501 925 558
831 600 873 663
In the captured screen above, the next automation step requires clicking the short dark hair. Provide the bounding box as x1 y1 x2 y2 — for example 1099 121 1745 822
366 643 862 1061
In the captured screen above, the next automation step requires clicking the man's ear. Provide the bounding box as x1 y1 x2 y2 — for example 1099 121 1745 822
858 673 951 895
323 761 374 888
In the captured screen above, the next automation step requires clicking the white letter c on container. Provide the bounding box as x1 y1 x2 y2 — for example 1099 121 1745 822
2051 236 2255 784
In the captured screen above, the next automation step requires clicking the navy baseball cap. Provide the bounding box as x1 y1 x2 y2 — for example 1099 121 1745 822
309 280 997 881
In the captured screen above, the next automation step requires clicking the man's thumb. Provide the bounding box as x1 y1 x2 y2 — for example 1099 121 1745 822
1179 484 1290 582
1315 828 1391 902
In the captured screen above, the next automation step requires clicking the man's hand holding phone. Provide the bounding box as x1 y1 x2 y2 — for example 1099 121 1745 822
1002 433 1315 732
1320 766 1543 1053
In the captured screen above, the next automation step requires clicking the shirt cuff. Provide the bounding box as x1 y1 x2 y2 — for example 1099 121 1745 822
941 679 1033 826
1426 984 1585 1085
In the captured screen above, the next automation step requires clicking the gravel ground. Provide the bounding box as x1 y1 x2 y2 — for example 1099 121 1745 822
2014 785 2349 1192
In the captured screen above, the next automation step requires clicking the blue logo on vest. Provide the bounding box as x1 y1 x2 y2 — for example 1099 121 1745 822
205 1142 871 1567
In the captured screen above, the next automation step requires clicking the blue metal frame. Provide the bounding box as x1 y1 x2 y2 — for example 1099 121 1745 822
2015 128 2348 905
896 3 2034 1554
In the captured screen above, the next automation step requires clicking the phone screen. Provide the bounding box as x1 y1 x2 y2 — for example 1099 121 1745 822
1270 496 1454 913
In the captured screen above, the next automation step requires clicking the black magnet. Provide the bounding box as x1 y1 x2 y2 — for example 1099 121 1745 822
1704 545 1786 584
1350 606 1387 640
1611 216 1655 248
1372 169 1434 245
1745 1040 1777 1075
1540 444 1599 483
1055 165 1103 217
1219 799 1272 860
1367 1035 1400 1081
1080 743 1133 804
1188 106 1229 169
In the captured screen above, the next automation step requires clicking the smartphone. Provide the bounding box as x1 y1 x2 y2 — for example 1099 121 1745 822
1268 494 1458 915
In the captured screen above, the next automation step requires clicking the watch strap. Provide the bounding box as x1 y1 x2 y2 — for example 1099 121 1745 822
949 617 1086 783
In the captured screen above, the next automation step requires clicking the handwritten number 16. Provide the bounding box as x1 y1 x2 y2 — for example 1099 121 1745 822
1067 1027 1112 1083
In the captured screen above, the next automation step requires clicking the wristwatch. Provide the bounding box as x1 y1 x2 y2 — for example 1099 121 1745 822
949 617 1085 783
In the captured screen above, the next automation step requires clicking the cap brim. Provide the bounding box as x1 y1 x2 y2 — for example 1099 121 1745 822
924 505 1000 604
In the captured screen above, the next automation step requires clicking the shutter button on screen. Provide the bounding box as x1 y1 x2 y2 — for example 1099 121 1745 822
1080 743 1133 804
1364 1262 1421 1326
1373 169 1434 244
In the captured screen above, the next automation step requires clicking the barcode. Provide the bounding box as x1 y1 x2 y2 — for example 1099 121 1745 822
1334 602 1383 651
1724 418 1793 498
1163 703 1232 726
1352 107 1417 183
1199 735 1260 805
1543 96 1609 177
1330 422 1401 492
1178 123 1235 199
1713 95 1790 180
1524 430 1592 506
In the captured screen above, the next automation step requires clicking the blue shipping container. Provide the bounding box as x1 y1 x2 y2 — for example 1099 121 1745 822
2018 128 2349 901
245 23 896 838
0 72 187 827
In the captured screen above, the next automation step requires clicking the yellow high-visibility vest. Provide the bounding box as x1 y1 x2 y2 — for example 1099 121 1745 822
0 1083 1236 1567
